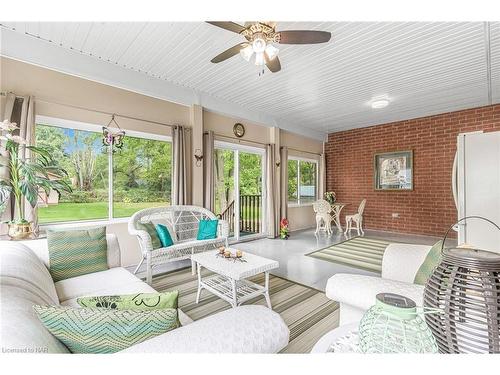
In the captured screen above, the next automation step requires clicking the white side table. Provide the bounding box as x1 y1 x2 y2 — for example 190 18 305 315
311 323 360 353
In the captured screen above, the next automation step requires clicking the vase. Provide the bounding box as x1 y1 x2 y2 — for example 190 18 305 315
8 222 33 240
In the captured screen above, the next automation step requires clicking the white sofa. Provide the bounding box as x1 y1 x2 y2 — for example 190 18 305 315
0 235 289 353
129 205 229 284
325 243 432 326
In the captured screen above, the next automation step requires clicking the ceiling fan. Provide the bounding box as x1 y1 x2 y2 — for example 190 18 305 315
207 21 332 73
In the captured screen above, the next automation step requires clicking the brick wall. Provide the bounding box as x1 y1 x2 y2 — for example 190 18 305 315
325 104 500 237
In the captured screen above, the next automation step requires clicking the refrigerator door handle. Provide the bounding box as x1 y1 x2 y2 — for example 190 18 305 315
452 152 458 210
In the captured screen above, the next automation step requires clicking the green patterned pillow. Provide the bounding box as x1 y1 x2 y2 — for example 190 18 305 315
414 241 443 285
77 291 178 310
34 305 178 354
137 222 162 249
47 226 108 282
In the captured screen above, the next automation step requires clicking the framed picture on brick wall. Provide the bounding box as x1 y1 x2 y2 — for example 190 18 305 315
374 150 413 190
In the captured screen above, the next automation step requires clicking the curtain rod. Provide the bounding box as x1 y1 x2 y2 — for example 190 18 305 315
1 91 176 129
282 146 322 157
212 132 268 148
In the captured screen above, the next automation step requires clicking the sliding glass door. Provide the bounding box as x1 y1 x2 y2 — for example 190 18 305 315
214 142 266 241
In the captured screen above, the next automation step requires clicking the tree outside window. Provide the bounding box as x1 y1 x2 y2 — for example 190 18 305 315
287 158 317 205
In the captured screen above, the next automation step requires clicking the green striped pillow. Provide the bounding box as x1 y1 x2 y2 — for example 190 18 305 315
137 222 162 249
47 226 108 282
34 305 178 354
414 241 443 285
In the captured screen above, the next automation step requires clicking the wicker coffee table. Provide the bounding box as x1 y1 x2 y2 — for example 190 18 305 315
191 249 279 309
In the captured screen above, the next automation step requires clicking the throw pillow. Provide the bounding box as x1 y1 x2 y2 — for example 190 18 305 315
196 219 219 240
77 291 179 310
413 241 443 285
137 222 162 249
156 224 174 248
47 226 108 282
34 305 178 354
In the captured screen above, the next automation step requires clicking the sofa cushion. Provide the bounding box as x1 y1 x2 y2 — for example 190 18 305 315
122 305 290 353
156 224 174 247
196 219 219 240
47 226 109 282
34 305 178 354
77 291 179 310
137 222 162 249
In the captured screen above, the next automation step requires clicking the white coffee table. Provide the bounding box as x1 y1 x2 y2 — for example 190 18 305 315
191 249 279 309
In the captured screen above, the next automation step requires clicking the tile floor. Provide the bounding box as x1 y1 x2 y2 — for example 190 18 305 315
130 227 453 291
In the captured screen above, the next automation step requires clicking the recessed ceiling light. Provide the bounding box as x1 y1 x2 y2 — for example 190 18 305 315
371 99 390 109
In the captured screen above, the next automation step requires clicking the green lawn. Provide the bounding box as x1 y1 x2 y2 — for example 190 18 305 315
38 202 166 223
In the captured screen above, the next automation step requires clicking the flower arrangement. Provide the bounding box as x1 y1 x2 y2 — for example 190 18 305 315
280 218 290 239
324 191 336 205
0 119 72 237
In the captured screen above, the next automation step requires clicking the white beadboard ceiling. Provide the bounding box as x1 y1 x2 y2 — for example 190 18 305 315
1 21 499 140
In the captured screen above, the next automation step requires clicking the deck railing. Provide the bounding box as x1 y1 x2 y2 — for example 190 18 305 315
217 194 261 235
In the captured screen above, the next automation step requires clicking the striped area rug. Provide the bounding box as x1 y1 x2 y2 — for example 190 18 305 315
152 267 339 353
307 237 391 273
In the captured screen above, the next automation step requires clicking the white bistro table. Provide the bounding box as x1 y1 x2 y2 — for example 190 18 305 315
191 250 279 309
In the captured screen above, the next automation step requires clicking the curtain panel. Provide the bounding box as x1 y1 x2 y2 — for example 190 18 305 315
203 131 215 211
279 146 288 221
319 152 326 199
265 144 279 238
171 125 192 206
0 94 36 235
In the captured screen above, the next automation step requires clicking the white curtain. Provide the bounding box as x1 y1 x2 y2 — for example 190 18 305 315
0 94 36 234
280 146 288 221
266 144 279 238
203 130 214 211
172 125 192 205
319 152 326 199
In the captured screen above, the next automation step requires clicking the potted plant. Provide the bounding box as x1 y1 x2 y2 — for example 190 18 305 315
280 218 290 240
0 119 72 239
324 191 336 205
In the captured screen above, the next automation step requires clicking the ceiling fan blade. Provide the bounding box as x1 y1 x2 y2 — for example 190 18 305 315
265 55 281 73
277 30 331 44
210 43 248 63
206 21 246 34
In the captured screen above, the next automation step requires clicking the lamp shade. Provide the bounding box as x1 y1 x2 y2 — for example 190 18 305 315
359 293 438 353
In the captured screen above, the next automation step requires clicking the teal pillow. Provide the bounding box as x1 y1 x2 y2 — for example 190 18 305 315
414 241 443 285
47 226 108 282
137 222 162 249
34 305 178 354
156 224 174 247
196 219 219 240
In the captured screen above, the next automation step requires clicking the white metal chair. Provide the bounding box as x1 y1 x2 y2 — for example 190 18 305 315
313 199 333 235
344 199 367 236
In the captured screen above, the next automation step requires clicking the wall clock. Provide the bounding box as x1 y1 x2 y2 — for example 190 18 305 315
233 123 245 138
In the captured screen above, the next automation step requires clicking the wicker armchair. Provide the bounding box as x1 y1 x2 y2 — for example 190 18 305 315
129 205 229 284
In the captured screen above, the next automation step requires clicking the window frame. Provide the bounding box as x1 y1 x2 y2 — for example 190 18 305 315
35 115 172 227
287 156 319 207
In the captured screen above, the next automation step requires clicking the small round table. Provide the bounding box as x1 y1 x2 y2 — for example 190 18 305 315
311 323 360 353
330 203 347 233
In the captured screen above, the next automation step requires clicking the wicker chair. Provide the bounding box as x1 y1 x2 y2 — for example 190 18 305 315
129 205 229 284
313 199 333 235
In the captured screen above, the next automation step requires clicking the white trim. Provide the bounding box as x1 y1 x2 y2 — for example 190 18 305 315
214 140 265 154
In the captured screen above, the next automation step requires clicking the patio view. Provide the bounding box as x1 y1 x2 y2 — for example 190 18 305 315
35 123 172 223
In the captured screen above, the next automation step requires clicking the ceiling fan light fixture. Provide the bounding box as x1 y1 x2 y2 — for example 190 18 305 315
252 37 266 53
264 44 279 60
240 44 254 61
254 52 265 66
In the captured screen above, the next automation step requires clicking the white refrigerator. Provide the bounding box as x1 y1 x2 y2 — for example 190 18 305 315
453 130 500 253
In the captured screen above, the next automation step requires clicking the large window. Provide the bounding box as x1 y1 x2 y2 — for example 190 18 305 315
35 119 171 224
287 158 318 206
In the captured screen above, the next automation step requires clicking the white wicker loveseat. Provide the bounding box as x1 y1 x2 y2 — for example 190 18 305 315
129 205 229 284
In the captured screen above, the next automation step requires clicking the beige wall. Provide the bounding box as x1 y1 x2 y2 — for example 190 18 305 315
1 57 324 266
